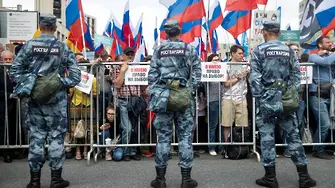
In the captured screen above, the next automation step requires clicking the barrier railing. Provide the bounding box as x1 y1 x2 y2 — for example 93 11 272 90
275 63 335 153
86 62 261 165
1 62 334 166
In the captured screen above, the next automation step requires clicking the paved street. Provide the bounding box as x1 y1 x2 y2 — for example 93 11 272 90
0 153 334 188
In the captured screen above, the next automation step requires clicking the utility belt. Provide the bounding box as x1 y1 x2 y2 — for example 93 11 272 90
158 79 187 88
264 80 287 92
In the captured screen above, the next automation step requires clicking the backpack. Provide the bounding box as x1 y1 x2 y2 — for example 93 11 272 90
225 127 250 160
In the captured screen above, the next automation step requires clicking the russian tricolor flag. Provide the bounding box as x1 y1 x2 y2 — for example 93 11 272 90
153 16 160 49
159 0 206 44
180 19 203 44
133 37 146 62
121 1 135 47
133 13 143 51
95 43 104 55
108 12 127 59
66 0 88 52
222 10 252 39
103 13 113 38
315 1 335 36
190 37 206 61
208 0 224 33
206 0 223 53
166 0 205 23
225 0 268 11
83 23 94 51
211 30 219 54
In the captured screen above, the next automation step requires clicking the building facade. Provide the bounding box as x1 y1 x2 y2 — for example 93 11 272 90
34 0 68 41
85 14 97 39
34 0 96 42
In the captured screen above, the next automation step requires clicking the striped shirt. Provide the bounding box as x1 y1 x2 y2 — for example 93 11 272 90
114 65 141 98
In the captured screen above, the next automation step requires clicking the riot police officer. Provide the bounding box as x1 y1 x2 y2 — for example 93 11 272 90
10 14 81 188
148 20 201 188
250 22 316 188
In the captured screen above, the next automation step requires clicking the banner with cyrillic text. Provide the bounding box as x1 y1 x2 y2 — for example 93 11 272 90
125 65 150 85
201 62 227 82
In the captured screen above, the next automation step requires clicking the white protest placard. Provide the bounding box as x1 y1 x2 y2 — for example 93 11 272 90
125 65 150 85
75 71 94 94
250 10 280 50
201 62 227 82
6 12 38 42
300 66 313 84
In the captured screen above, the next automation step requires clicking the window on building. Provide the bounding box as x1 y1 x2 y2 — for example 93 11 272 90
91 19 95 38
53 0 62 19
57 31 60 40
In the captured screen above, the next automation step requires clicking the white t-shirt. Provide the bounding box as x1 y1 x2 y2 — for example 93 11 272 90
222 64 249 101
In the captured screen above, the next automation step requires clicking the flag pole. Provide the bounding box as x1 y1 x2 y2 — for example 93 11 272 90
248 12 253 61
128 35 130 47
205 0 212 54
79 11 87 59
157 16 161 46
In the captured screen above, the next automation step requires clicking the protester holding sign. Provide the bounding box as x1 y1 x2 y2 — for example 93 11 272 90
113 47 143 162
221 45 249 153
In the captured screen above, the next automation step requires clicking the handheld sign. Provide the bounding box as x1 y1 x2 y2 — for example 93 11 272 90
201 62 227 82
300 66 313 84
125 65 150 85
75 71 94 94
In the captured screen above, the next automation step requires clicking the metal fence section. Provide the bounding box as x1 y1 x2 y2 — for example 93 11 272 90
1 62 335 166
274 63 335 151
87 62 261 164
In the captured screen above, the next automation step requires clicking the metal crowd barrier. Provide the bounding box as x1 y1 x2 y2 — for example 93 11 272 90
86 62 261 165
275 63 335 149
1 61 335 166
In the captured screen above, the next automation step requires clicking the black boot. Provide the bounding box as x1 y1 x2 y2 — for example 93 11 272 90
27 171 41 188
151 167 167 188
255 166 278 188
180 167 197 188
50 168 69 188
296 165 316 188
